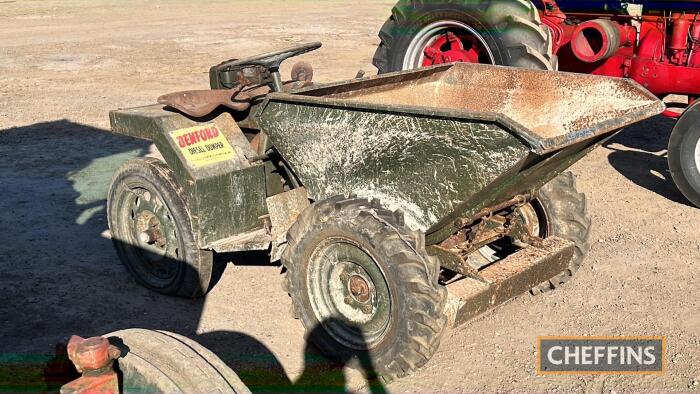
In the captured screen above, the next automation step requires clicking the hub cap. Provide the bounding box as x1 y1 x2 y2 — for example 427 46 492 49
403 21 495 70
307 238 391 349
125 188 180 287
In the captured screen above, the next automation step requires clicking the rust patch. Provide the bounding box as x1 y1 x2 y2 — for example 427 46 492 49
444 236 574 327
157 86 251 117
267 187 310 261
316 63 661 142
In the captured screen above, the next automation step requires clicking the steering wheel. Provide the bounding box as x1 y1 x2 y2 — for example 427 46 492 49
217 42 321 92
222 42 322 71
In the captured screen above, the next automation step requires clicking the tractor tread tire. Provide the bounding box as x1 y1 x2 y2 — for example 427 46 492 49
668 103 700 207
373 0 555 73
531 172 592 293
107 158 213 298
107 328 250 393
283 197 447 382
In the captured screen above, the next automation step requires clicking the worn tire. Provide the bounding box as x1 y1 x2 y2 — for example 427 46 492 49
107 158 213 298
282 196 447 382
531 172 592 293
107 329 250 393
373 0 554 72
668 102 700 208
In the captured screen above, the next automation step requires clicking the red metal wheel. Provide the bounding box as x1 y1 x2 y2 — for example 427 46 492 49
421 31 490 66
403 21 495 69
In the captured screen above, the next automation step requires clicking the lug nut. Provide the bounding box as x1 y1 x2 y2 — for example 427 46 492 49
138 232 151 243
344 296 353 305
361 304 373 314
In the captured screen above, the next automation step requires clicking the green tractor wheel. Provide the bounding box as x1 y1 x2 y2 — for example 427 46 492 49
107 158 213 298
282 197 447 382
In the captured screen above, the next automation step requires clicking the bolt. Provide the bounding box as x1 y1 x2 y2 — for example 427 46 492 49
138 232 151 244
361 304 373 314
339 272 350 282
344 296 353 305
424 47 439 59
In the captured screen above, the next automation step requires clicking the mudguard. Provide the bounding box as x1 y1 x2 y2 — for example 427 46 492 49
109 106 269 250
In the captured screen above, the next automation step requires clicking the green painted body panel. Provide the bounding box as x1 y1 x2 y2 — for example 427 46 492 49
109 105 267 248
258 101 530 231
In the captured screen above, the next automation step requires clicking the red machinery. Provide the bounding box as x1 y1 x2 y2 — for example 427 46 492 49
541 0 700 207
540 0 700 117
374 0 700 207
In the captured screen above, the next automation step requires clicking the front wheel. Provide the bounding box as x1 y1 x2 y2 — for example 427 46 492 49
283 197 447 382
373 0 555 73
668 102 700 208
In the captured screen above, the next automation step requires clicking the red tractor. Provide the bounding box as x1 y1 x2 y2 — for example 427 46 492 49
374 0 700 207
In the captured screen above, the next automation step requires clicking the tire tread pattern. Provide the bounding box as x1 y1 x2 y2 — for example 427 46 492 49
373 0 554 72
107 328 250 393
283 197 447 382
106 158 213 298
531 172 592 293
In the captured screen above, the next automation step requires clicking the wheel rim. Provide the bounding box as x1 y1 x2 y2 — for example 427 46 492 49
403 20 495 70
120 187 181 288
307 237 391 349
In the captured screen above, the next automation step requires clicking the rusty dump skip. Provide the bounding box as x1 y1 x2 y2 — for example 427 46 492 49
294 63 665 153
258 63 664 234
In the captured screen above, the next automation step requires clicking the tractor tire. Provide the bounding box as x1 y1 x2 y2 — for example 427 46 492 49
107 158 213 298
530 172 592 293
282 196 447 382
373 0 555 73
668 102 700 208
107 329 250 393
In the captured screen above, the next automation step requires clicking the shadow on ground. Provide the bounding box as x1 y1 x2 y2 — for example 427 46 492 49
605 115 692 206
0 121 385 393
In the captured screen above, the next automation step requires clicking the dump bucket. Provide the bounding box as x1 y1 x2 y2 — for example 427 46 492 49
257 63 663 240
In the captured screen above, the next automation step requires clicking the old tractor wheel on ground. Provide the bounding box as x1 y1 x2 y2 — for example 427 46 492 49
528 172 592 293
107 329 250 393
668 101 700 208
107 158 213 298
373 0 554 73
283 197 447 382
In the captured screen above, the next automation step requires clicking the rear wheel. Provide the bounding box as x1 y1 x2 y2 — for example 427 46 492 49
283 197 447 382
373 0 554 73
530 172 592 293
107 329 249 393
107 158 213 298
668 102 700 208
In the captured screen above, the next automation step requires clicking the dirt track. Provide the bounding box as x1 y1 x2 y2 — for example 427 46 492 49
0 1 698 392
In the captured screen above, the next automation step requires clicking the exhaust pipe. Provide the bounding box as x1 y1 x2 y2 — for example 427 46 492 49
571 19 635 63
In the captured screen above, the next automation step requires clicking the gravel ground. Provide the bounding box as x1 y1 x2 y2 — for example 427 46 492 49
0 1 698 393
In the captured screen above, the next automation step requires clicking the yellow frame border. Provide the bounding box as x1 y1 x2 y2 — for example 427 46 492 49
536 336 666 375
